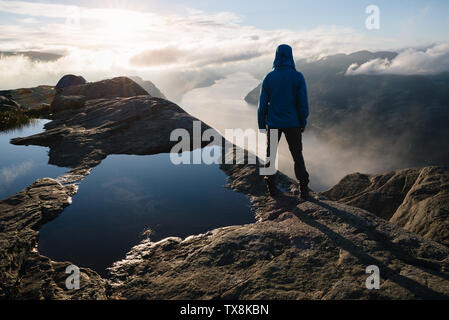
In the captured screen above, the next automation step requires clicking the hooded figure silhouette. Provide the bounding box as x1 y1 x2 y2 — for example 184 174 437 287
258 44 310 198
258 44 308 129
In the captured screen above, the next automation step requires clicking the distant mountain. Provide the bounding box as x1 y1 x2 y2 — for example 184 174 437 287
245 50 398 104
129 76 166 99
0 51 63 62
245 50 449 167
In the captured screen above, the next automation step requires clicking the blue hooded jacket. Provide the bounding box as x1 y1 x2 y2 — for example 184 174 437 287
258 44 309 129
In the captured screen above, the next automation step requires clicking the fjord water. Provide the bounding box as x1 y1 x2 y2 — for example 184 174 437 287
180 72 405 192
38 146 254 276
0 120 66 200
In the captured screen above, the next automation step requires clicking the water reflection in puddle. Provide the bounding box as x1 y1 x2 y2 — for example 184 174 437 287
38 146 254 276
0 120 67 200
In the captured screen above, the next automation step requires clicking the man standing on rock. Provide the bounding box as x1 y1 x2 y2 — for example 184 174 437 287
258 44 310 199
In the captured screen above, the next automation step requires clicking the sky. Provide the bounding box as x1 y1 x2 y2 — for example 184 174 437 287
1 0 449 97
3 0 448 42
1 0 448 187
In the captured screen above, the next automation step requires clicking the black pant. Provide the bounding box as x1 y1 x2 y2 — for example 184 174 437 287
265 127 309 186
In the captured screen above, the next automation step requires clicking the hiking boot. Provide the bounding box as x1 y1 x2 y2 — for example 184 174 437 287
290 184 300 195
300 184 310 200
264 176 278 197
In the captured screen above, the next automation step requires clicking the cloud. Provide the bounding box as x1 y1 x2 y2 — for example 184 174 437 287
0 1 392 99
0 50 136 89
0 50 62 61
130 47 183 66
130 46 263 68
0 0 74 18
0 1 376 58
0 1 245 52
346 43 449 75
0 160 34 185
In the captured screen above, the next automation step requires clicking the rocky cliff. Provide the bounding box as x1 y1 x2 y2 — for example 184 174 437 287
1 77 449 300
321 166 449 247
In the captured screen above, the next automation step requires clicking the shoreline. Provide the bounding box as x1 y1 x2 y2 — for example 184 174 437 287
1 77 448 300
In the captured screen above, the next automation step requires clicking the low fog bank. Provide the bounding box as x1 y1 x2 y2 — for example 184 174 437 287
180 72 416 192
0 51 270 102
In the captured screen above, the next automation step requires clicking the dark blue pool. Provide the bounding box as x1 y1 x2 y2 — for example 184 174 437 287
38 146 254 276
0 120 66 200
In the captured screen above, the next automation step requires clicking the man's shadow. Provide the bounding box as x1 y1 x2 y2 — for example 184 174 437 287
269 191 449 299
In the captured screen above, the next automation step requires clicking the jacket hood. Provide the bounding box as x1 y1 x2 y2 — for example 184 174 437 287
273 44 296 69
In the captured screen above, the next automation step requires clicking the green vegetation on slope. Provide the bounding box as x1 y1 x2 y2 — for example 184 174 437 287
0 104 51 132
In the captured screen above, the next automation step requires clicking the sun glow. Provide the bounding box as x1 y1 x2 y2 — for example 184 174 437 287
94 9 151 45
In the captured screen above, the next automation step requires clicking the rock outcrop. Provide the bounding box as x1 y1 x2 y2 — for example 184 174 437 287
55 74 87 91
0 95 32 131
13 83 209 177
0 178 107 299
50 95 86 113
0 86 55 110
2 76 449 300
321 167 449 247
50 77 148 114
55 76 149 101
0 95 21 111
2 77 211 299
129 76 166 99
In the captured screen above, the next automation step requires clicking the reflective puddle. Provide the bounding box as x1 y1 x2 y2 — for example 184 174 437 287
38 146 254 276
0 120 67 200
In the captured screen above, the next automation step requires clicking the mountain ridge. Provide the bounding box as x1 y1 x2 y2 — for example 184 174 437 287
245 50 449 168
1 76 448 299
